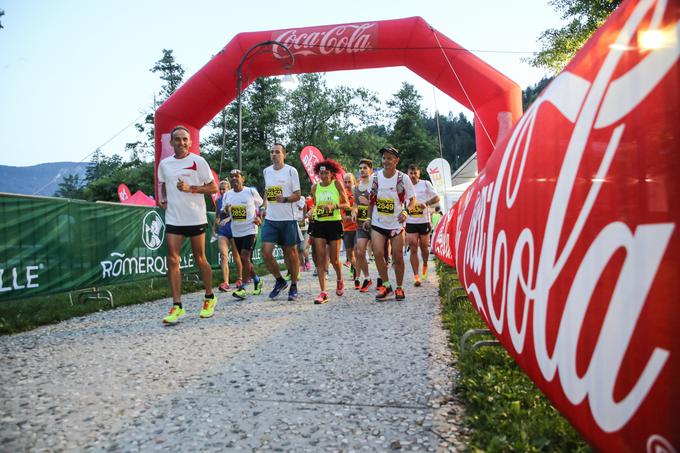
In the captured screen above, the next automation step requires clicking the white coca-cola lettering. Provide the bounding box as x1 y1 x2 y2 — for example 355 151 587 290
461 0 676 433
273 23 377 59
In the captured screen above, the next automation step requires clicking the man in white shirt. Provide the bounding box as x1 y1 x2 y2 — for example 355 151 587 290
405 165 440 287
222 169 264 300
157 125 218 324
363 147 416 301
261 143 302 301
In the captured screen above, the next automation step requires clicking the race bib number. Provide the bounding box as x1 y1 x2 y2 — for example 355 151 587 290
315 205 334 218
409 204 424 218
266 186 282 202
357 205 369 221
231 205 247 222
376 198 395 216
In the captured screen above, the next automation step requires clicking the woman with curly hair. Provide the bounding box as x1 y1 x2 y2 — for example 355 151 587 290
309 159 350 304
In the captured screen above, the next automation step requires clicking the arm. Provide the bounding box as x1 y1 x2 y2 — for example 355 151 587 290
425 194 441 207
334 180 350 211
176 179 218 194
159 182 168 209
279 190 301 203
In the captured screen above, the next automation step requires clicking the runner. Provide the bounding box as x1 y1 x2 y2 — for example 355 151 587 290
341 172 359 288
215 180 242 292
405 165 440 286
222 169 264 299
295 197 311 272
261 143 302 301
353 158 374 293
309 159 350 304
157 125 218 324
363 147 416 301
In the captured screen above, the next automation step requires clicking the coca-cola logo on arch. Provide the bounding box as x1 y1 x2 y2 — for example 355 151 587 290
272 23 377 59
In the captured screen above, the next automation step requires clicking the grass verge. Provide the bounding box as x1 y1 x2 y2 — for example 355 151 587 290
437 261 591 452
0 263 274 335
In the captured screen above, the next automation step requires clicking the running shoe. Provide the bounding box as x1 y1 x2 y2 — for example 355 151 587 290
304 261 312 271
218 282 230 292
350 266 356 280
354 279 361 290
375 284 393 301
199 294 217 318
421 265 428 281
269 278 288 299
288 284 298 301
312 269 319 277
314 292 329 304
233 288 247 300
162 305 185 325
360 279 372 293
252 279 264 296
284 273 292 281
377 277 383 289
395 287 406 301
414 276 421 287
336 279 344 296
343 261 351 268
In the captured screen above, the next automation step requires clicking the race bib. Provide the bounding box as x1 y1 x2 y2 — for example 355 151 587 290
315 205 334 218
231 205 247 222
376 198 395 216
409 204 424 218
357 205 369 221
266 186 282 202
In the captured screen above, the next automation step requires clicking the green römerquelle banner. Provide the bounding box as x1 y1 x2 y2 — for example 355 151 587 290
0 194 283 302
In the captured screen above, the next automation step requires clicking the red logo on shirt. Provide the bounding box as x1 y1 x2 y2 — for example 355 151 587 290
184 162 197 171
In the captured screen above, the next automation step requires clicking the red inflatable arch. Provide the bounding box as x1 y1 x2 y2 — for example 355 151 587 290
154 17 523 198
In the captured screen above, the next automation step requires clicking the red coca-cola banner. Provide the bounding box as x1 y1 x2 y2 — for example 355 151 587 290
300 145 323 184
433 0 679 450
117 183 131 203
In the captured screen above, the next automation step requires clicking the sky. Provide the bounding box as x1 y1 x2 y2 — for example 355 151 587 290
0 0 564 167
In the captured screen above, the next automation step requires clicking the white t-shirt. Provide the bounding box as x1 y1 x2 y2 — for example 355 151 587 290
370 170 415 231
406 179 439 225
157 153 214 226
222 187 263 237
263 164 301 221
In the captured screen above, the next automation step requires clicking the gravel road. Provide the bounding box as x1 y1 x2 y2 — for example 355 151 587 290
0 265 467 452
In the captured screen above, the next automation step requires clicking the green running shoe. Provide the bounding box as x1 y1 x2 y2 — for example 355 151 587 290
252 279 264 296
163 305 186 325
199 294 217 318
283 273 292 281
233 287 247 300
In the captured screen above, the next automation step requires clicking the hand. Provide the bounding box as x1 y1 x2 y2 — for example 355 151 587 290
397 211 407 223
176 179 189 192
254 216 262 226
351 213 357 222
275 194 286 203
362 219 371 230
359 196 369 205
159 200 167 209
419 202 427 210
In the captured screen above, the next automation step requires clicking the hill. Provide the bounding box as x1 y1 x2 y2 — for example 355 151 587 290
0 162 90 197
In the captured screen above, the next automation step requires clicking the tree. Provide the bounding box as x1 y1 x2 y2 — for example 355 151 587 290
54 174 84 199
388 83 438 170
529 0 621 72
283 73 383 191
522 77 554 110
126 49 185 159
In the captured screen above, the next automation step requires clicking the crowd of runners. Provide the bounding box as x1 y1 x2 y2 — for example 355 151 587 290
158 125 441 325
